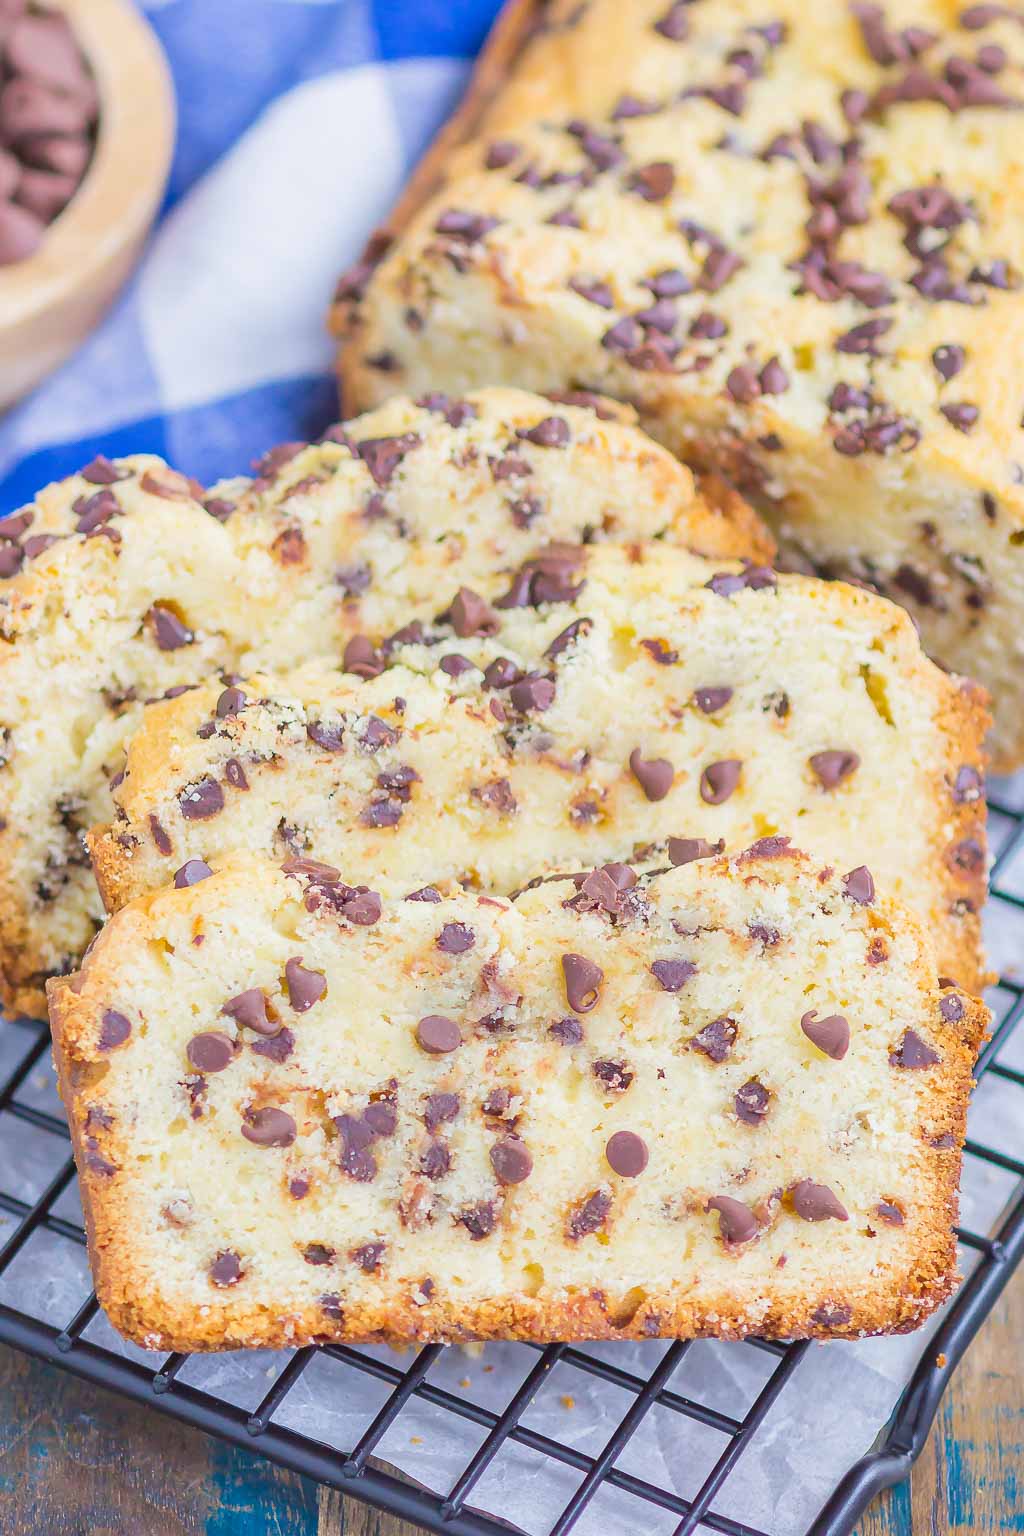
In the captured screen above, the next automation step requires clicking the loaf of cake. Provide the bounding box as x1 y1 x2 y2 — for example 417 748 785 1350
48 846 985 1349
0 387 767 1018
334 0 1024 768
88 542 989 990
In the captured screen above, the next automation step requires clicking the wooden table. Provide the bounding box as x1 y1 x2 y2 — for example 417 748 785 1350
3 1258 1022 1535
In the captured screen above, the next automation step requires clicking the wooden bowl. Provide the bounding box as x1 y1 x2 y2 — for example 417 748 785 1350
0 0 175 412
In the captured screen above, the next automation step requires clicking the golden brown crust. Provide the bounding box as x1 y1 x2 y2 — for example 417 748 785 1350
49 851 985 1352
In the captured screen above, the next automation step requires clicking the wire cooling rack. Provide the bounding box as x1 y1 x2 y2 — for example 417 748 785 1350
2 787 1024 1536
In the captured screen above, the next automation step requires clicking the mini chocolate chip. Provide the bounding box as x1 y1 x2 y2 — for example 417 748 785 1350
690 310 727 339
759 357 789 395
187 1031 236 1073
241 1107 296 1147
406 885 442 903
417 1015 462 1054
941 402 979 433
252 1028 295 1063
629 160 674 201
890 1029 941 1068
179 778 224 820
940 993 965 1023
351 1241 385 1271
434 208 498 243
81 456 127 485
561 953 603 1012
343 635 384 679
809 750 860 789
698 246 743 293
424 1092 460 1133
952 765 984 803
640 638 678 665
726 365 761 404
653 1 689 39
99 1009 130 1050
355 433 421 486
149 815 171 856
335 1114 378 1181
602 316 643 353
216 686 246 718
567 1189 612 1240
629 749 674 801
790 1179 848 1222
734 1079 771 1124
342 890 382 925
700 759 742 804
690 1017 737 1062
459 1201 497 1239
843 866 875 904
223 988 277 1035
282 857 342 884
694 686 732 714
285 958 326 1012
319 1293 344 1319
482 1087 511 1117
874 1201 904 1227
440 654 474 678
209 1251 242 1286
485 139 519 169
303 1243 334 1266
605 1131 648 1177
480 657 519 691
593 1058 634 1092
148 605 193 651
437 922 475 954
651 958 696 992
947 837 985 874
800 1010 850 1060
289 1176 310 1199
450 586 499 638
225 758 248 790
74 489 119 533
550 1017 584 1045
516 415 570 448
668 836 724 866
933 344 965 381
569 276 614 307
420 1139 451 1180
836 318 892 356
490 1135 533 1184
174 858 212 888
509 676 556 712
707 1195 759 1246
545 618 592 659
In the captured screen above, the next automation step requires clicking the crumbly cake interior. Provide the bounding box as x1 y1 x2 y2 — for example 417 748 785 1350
49 848 985 1350
90 542 989 989
336 0 1024 767
0 388 766 1016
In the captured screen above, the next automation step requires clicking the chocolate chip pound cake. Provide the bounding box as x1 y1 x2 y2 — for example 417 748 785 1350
48 846 985 1349
335 0 1024 767
0 388 766 1018
88 543 989 991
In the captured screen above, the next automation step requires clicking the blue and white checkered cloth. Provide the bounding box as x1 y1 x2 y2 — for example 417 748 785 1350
0 0 502 512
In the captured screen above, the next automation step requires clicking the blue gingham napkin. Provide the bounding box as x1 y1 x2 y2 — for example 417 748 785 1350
0 0 501 511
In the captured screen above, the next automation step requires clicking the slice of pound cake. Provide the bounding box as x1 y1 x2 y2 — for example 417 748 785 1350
89 544 990 991
49 847 986 1349
0 388 766 1017
335 0 1024 768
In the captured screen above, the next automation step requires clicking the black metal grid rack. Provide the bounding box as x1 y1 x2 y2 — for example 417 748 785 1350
2 787 1024 1536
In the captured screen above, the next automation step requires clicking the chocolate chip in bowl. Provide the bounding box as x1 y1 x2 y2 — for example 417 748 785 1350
0 0 174 409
